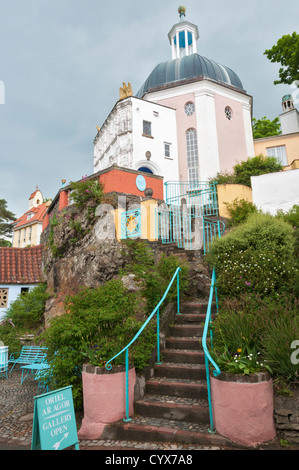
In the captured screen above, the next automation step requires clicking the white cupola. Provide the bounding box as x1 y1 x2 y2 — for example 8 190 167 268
168 6 199 60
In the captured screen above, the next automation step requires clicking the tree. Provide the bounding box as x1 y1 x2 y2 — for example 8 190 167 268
0 199 16 245
252 116 281 139
264 32 299 86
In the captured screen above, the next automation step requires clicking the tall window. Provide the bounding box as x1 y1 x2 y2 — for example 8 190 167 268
143 120 152 137
186 128 199 184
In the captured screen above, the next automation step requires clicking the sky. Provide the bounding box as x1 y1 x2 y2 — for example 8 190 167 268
0 0 298 226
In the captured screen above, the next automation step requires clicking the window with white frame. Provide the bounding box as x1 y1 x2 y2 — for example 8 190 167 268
186 128 199 184
164 142 171 158
266 145 287 166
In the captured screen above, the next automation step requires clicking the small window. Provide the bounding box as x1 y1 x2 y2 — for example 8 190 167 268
266 145 287 166
225 106 232 120
164 143 171 158
0 288 8 308
143 121 152 137
21 288 29 295
185 102 195 116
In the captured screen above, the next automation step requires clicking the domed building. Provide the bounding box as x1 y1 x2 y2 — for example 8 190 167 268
94 6 254 189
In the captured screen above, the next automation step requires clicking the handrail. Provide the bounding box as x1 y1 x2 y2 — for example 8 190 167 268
202 267 221 432
105 267 181 422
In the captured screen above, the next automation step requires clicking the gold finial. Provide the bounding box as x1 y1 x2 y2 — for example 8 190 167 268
96 126 101 132
178 5 186 17
119 82 133 101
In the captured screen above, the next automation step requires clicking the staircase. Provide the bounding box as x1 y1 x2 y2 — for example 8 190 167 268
102 300 233 447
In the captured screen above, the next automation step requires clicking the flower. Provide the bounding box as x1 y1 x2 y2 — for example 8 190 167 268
237 348 242 353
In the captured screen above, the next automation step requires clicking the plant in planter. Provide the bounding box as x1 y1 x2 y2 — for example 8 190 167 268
208 305 277 447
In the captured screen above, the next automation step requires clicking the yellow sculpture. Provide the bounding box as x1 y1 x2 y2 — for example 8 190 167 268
96 126 101 132
119 82 133 101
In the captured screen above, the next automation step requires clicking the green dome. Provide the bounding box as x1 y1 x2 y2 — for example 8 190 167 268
136 53 244 98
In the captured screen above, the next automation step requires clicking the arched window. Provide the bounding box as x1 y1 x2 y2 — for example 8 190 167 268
186 128 199 185
138 166 153 174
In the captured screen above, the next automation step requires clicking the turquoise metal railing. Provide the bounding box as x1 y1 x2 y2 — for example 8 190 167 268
165 181 218 217
202 267 221 432
202 217 225 254
105 267 181 422
202 218 225 432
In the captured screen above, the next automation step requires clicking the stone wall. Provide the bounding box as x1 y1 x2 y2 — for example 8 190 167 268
274 385 299 444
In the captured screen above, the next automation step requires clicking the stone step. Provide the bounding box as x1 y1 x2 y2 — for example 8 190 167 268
154 363 206 380
134 395 210 424
161 349 204 364
180 302 216 315
146 378 208 399
169 324 203 337
166 337 202 350
174 313 205 323
102 416 234 447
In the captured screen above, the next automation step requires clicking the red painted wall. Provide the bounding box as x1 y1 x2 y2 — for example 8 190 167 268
99 168 164 200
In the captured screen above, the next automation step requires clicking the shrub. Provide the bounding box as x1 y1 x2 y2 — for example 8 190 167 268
210 155 283 188
69 176 104 210
225 198 259 227
206 213 296 298
5 283 49 329
0 323 23 355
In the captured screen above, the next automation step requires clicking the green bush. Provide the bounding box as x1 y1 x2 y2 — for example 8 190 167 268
225 198 260 227
69 176 104 210
0 323 23 356
210 155 283 188
206 213 296 298
5 283 49 329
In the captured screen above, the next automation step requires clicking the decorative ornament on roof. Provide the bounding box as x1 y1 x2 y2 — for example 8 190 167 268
178 5 186 19
119 82 133 101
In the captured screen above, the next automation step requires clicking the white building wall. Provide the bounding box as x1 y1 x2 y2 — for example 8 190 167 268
251 169 299 215
131 98 179 183
194 89 220 181
94 97 179 187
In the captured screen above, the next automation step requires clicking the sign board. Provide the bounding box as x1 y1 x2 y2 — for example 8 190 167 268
136 175 146 192
31 386 79 450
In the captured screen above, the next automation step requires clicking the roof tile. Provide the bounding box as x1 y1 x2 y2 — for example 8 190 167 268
0 245 44 284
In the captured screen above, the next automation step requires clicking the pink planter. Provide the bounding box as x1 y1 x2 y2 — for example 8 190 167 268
211 372 276 447
78 364 136 439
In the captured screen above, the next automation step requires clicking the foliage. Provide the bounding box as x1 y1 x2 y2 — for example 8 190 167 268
0 198 15 244
210 155 283 188
263 313 299 382
252 116 282 139
224 198 260 227
121 239 190 313
0 323 23 355
4 283 49 329
233 155 283 187
209 294 298 379
69 176 104 211
264 32 299 86
40 240 189 409
276 205 299 296
206 213 296 299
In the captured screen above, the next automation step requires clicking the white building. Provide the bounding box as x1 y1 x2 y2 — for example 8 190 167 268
93 6 254 191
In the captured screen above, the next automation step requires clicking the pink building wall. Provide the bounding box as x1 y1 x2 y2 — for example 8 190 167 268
214 94 248 173
158 93 196 182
